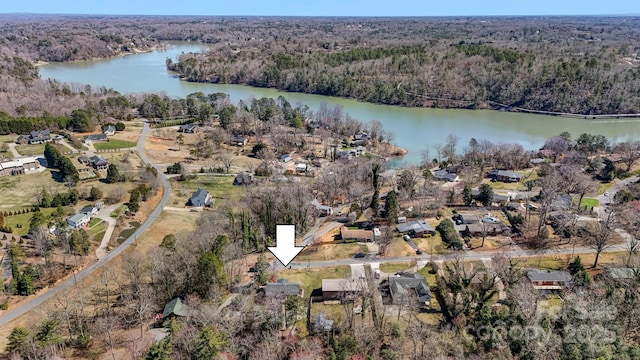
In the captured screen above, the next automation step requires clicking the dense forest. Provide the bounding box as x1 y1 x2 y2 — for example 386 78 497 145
0 15 639 116
164 16 640 115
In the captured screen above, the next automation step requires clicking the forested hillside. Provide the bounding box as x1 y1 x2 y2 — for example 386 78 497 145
1 15 638 116
165 16 640 115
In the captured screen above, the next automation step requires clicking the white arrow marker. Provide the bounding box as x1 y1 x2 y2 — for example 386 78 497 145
268 225 305 267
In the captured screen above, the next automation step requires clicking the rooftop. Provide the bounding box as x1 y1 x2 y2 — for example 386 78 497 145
396 220 434 234
527 269 571 282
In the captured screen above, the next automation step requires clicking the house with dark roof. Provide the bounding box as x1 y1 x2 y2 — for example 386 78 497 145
527 270 571 291
78 156 91 165
16 135 30 144
89 155 109 170
162 297 191 319
29 129 51 144
233 172 253 185
80 205 99 216
263 279 303 298
489 170 523 183
190 187 212 207
389 274 431 306
396 220 435 237
178 123 200 133
229 136 247 146
463 223 510 237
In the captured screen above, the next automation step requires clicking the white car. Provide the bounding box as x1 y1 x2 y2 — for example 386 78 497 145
604 192 609 197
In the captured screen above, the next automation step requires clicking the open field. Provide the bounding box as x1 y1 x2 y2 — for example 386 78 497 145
0 170 66 212
131 209 200 254
169 175 244 208
93 139 137 150
298 243 368 262
14 144 44 156
4 208 57 236
278 266 351 297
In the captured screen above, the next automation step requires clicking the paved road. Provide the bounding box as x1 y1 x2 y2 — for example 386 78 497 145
594 176 639 216
0 121 171 327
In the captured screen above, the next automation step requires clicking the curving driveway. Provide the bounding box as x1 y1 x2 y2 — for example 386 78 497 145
0 121 170 327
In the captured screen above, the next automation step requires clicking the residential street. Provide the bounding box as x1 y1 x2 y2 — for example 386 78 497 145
0 121 171 327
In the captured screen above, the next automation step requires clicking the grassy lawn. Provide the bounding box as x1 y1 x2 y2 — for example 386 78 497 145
538 295 564 315
0 169 66 212
0 150 13 160
93 139 137 150
4 208 58 236
521 250 628 271
278 266 351 297
412 234 448 255
14 144 45 156
417 264 438 288
598 181 616 195
380 262 414 274
170 175 245 208
90 222 106 237
88 217 103 228
574 197 599 210
117 221 141 244
386 237 417 257
110 205 127 218
298 243 368 261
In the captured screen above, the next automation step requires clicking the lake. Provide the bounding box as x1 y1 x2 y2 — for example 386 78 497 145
39 42 640 165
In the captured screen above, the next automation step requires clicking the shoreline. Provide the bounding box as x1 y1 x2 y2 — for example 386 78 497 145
33 43 168 67
35 43 640 120
174 77 640 120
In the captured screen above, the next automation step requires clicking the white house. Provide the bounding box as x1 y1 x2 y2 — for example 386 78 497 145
67 213 90 229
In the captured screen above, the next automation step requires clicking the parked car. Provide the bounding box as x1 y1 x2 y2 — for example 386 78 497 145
416 249 423 255
354 253 366 259
403 234 411 241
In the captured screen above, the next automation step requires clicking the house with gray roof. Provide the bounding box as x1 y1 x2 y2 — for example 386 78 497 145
605 267 640 281
263 279 302 298
389 274 431 306
67 213 90 229
433 169 459 182
83 133 108 143
527 270 571 291
162 297 191 319
189 187 212 207
103 125 116 136
396 220 435 237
